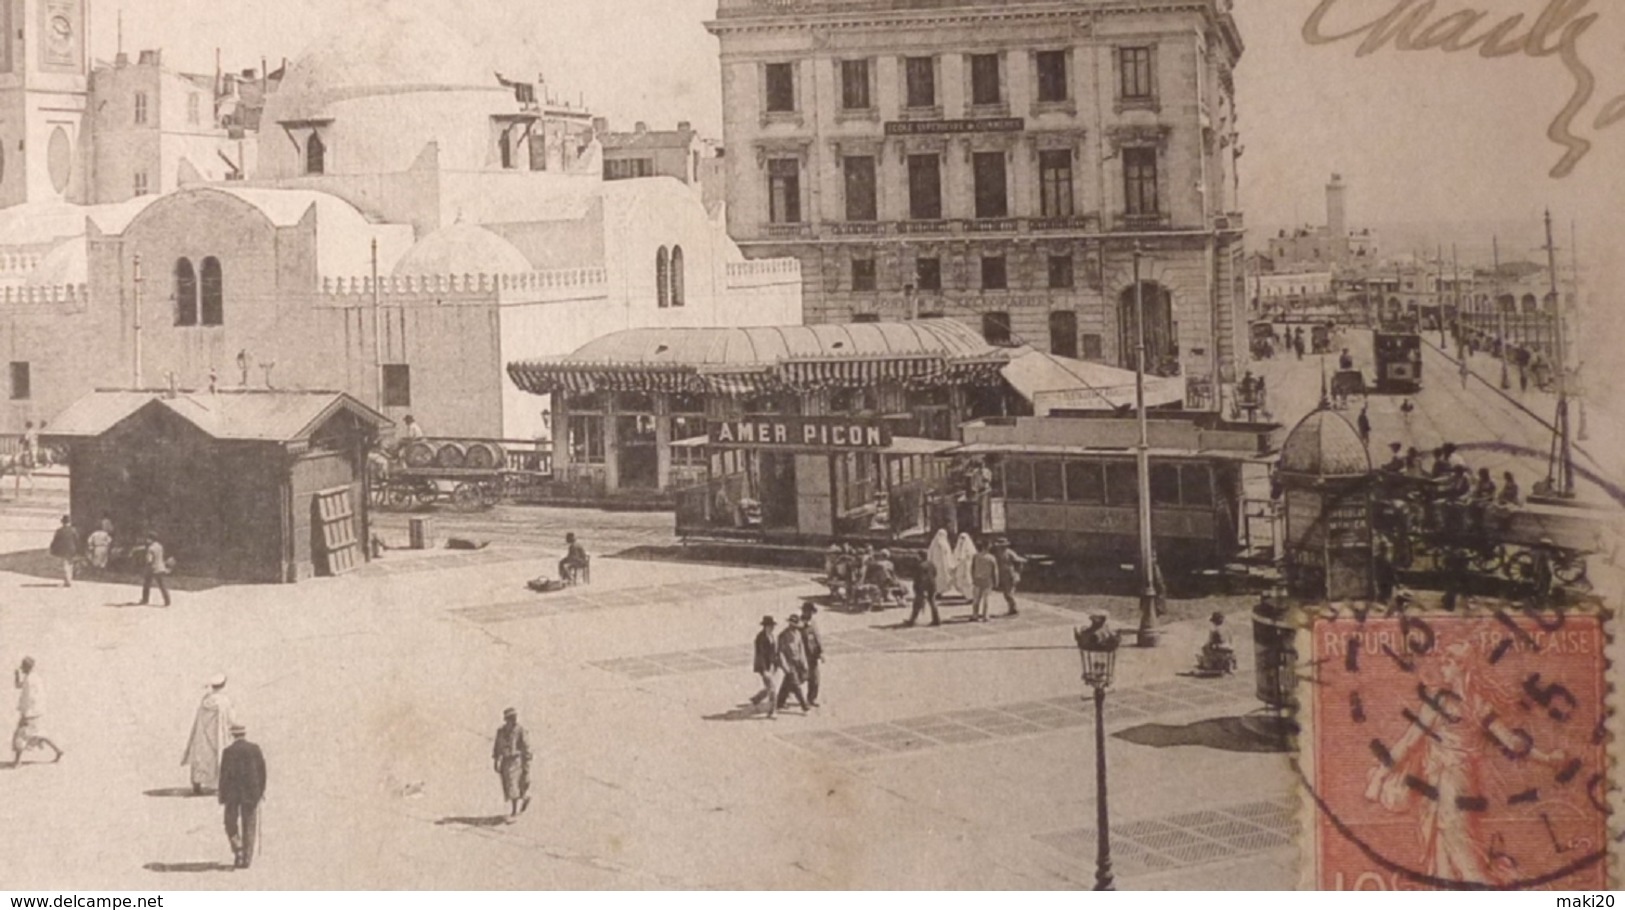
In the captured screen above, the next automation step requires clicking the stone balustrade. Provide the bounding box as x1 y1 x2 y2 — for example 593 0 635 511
318 267 611 305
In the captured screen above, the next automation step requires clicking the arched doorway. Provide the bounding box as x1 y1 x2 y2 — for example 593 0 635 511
1118 282 1175 374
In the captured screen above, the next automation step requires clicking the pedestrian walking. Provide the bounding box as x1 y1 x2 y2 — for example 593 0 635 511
905 548 940 627
1400 398 1415 427
969 545 998 622
182 674 235 795
1356 405 1371 449
87 517 113 571
11 657 62 766
775 615 811 712
491 708 532 821
1459 355 1470 389
48 515 79 587
798 603 823 707
138 531 172 607
218 722 266 868
992 538 1027 618
750 616 780 717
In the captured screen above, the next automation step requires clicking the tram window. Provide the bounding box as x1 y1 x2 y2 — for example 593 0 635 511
1033 460 1065 502
1064 461 1105 503
1004 459 1035 501
1181 465 1213 507
1105 462 1138 507
1150 464 1181 506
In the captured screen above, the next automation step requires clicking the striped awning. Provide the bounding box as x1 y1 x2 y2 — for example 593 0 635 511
506 362 713 395
508 353 1012 396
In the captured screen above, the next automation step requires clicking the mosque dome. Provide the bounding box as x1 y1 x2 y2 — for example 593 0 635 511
1280 409 1370 477
392 224 532 278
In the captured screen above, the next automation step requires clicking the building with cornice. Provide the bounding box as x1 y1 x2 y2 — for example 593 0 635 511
705 0 1247 408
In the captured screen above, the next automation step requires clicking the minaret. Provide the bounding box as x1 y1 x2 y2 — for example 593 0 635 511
1325 173 1347 240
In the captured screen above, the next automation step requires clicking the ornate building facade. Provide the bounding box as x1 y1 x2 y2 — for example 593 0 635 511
706 0 1248 407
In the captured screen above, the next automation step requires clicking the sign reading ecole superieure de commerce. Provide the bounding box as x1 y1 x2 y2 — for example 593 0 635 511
707 417 892 451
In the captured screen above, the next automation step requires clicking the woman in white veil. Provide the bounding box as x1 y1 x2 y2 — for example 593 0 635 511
926 529 954 596
950 532 978 600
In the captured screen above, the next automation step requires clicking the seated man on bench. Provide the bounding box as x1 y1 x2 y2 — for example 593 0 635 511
558 532 590 585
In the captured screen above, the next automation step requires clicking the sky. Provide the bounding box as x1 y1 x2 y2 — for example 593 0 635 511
94 0 1625 374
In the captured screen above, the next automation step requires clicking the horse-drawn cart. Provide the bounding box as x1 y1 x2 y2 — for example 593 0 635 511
369 437 551 511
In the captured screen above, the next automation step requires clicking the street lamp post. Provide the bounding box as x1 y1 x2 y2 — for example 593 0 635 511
1131 244 1159 648
1075 620 1122 892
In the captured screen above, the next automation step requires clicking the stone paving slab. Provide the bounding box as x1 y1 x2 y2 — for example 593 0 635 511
1033 797 1296 881
449 570 798 623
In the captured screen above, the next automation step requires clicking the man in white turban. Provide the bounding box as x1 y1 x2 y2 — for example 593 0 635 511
182 674 235 795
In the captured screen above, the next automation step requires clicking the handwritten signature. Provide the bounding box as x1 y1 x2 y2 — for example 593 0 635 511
1303 0 1625 178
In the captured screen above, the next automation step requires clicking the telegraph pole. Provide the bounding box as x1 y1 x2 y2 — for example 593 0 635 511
1543 211 1574 500
1131 243 1158 648
371 238 384 409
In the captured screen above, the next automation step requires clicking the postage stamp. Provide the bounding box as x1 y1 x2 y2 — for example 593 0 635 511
1297 601 1613 891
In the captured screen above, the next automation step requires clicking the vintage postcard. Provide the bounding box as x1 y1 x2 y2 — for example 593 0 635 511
0 0 1620 893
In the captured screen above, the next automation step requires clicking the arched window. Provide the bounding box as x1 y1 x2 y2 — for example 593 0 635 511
174 258 198 326
670 246 685 307
200 257 224 326
306 132 326 175
656 246 670 308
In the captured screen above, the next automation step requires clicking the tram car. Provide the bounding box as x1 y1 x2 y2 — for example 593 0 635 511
943 415 1278 573
1372 330 1423 394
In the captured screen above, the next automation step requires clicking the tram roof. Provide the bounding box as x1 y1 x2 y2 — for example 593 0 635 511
942 442 1270 463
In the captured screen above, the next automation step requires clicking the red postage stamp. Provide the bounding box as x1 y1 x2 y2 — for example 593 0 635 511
1302 605 1611 890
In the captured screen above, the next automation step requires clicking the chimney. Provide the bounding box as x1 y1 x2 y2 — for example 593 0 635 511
241 68 256 80
634 121 647 134
114 52 129 67
138 49 161 66
677 121 692 133
165 371 179 399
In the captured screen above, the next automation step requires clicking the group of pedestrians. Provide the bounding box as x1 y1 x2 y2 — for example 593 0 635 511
750 602 823 718
914 530 1026 625
178 673 267 868
40 514 172 604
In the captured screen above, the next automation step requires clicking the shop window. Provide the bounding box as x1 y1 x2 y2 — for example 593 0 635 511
981 257 1007 291
915 257 942 291
1048 255 1074 290
764 63 796 113
970 54 1001 106
1036 50 1069 103
9 361 29 400
981 311 1012 345
973 151 1007 219
907 154 941 220
768 158 801 224
200 257 224 325
656 247 670 307
1033 460 1065 502
566 391 607 413
174 258 198 326
1105 461 1139 507
617 391 655 412
567 415 605 464
843 156 877 222
381 364 411 408
905 56 936 108
671 246 685 307
1150 463 1181 506
1003 459 1034 501
1123 147 1159 216
1039 149 1074 217
840 59 871 110
851 258 876 292
1064 461 1105 503
670 392 705 414
306 132 326 175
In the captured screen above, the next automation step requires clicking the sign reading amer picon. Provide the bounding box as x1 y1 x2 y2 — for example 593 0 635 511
707 417 892 451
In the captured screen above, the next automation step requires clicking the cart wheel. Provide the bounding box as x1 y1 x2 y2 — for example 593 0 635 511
1470 543 1508 575
451 482 482 512
386 483 414 509
1506 549 1536 583
412 480 439 506
478 481 502 508
1555 553 1589 587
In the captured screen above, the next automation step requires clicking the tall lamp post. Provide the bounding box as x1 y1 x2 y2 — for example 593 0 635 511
1075 619 1121 891
1131 244 1160 647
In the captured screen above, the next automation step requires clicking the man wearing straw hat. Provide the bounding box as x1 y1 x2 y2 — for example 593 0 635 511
183 674 235 795
218 721 266 869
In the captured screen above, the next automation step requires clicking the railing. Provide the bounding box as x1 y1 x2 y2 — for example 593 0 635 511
1114 212 1174 232
0 284 91 306
760 213 1106 241
724 258 803 288
319 268 610 304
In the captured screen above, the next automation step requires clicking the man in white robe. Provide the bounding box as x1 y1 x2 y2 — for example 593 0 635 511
183 674 234 795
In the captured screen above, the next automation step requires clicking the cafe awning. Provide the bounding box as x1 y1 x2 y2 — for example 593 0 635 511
999 350 1186 413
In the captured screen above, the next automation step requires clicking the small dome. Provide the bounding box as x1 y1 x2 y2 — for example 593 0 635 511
1280 409 1370 476
392 224 532 278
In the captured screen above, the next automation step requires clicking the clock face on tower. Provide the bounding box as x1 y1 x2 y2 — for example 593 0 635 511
40 0 82 69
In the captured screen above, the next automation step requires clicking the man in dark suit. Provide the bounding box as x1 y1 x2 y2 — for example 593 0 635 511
797 602 824 708
218 722 267 869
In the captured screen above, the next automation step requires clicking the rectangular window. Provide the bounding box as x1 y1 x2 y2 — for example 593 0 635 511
981 310 1011 345
381 364 411 408
970 53 1001 105
915 257 941 292
972 151 1007 219
1082 333 1104 360
1033 460 1065 502
907 154 941 220
1064 461 1105 503
1123 147 1159 216
852 313 880 323
1105 461 1139 507
134 92 148 125
133 171 150 197
1120 46 1155 100
1150 462 1181 506
1036 50 1069 103
765 62 796 113
1049 309 1078 358
1039 149 1074 217
851 258 876 292
768 158 801 224
9 362 29 400
981 256 1007 291
1048 255 1074 290
840 59 871 110
1002 459 1034 501
1181 464 1214 508
604 158 655 180
905 56 936 108
843 156 877 222
567 415 606 464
